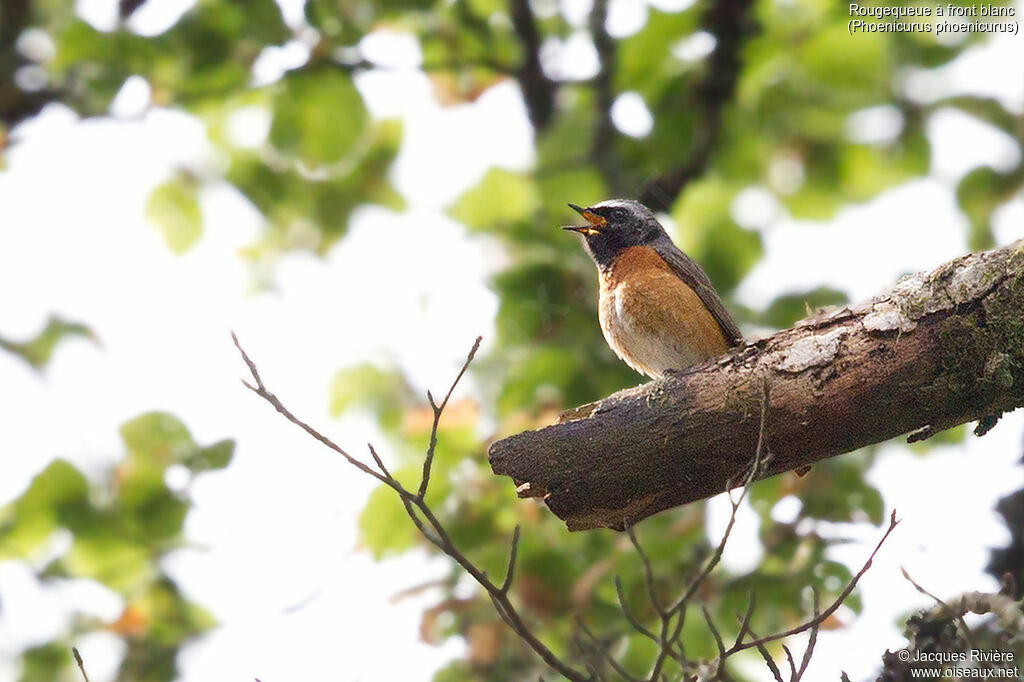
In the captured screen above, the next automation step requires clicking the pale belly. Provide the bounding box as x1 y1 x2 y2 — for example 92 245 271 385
599 276 723 378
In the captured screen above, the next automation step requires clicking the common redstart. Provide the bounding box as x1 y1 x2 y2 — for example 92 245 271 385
564 199 744 378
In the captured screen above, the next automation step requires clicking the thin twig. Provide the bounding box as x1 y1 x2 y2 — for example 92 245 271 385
233 333 590 682
638 0 757 210
782 644 798 680
901 567 979 651
794 588 820 680
577 617 644 682
650 380 772 680
702 605 727 661
231 332 391 487
367 443 392 480
725 510 900 658
234 331 893 682
500 525 521 595
72 647 90 682
418 336 481 499
733 592 756 647
614 575 659 643
745 625 784 682
624 520 667 618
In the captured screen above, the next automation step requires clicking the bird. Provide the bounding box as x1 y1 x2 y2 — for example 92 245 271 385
563 199 744 379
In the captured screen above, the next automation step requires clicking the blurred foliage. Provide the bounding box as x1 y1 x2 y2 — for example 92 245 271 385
0 315 95 369
146 173 202 254
0 413 231 681
2 0 1023 679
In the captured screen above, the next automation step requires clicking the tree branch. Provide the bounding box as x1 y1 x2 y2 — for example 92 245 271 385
0 0 58 128
489 240 1024 530
508 0 556 130
638 0 757 210
235 331 899 681
588 0 620 190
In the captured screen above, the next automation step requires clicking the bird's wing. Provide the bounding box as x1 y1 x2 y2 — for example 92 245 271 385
652 241 744 347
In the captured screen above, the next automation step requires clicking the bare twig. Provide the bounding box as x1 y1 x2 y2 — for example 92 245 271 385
746 626 784 682
794 588 819 680
638 0 757 210
72 647 90 682
500 525 521 595
901 567 979 651
419 336 481 498
235 333 896 682
702 605 726 660
233 333 589 682
625 521 666 618
577 616 643 682
734 592 756 647
725 510 900 658
640 380 771 682
367 443 392 480
782 644 798 680
614 575 659 643
631 378 896 681
231 332 391 487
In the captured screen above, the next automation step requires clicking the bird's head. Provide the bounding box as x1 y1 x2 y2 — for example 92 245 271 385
563 199 666 269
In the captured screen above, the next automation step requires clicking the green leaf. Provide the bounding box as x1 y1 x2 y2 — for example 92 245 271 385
184 439 235 472
798 24 888 96
537 168 606 222
755 287 848 329
0 460 89 559
120 412 197 464
671 177 762 292
269 67 369 166
143 577 216 642
449 168 539 231
615 9 698 100
798 455 885 525
116 466 188 541
146 176 202 254
956 165 1023 251
839 137 929 201
358 482 417 559
329 364 413 431
64 523 153 593
226 118 402 252
0 316 95 369
17 642 69 682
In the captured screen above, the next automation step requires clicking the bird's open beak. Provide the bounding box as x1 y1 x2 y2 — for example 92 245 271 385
563 203 605 236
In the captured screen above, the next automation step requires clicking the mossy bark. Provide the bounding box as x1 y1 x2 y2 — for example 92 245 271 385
488 240 1024 531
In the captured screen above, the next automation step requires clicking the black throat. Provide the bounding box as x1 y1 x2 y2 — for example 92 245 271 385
584 233 627 273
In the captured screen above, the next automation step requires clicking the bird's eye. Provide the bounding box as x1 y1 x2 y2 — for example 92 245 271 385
610 207 627 221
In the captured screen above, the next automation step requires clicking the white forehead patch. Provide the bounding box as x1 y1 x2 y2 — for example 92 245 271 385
592 199 633 210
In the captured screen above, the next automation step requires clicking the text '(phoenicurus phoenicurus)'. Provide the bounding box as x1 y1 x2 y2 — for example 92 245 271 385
564 199 744 379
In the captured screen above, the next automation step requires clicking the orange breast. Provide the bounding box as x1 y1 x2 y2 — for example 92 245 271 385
598 246 729 377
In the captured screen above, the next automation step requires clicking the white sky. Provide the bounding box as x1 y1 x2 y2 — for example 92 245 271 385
1 1 1024 681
